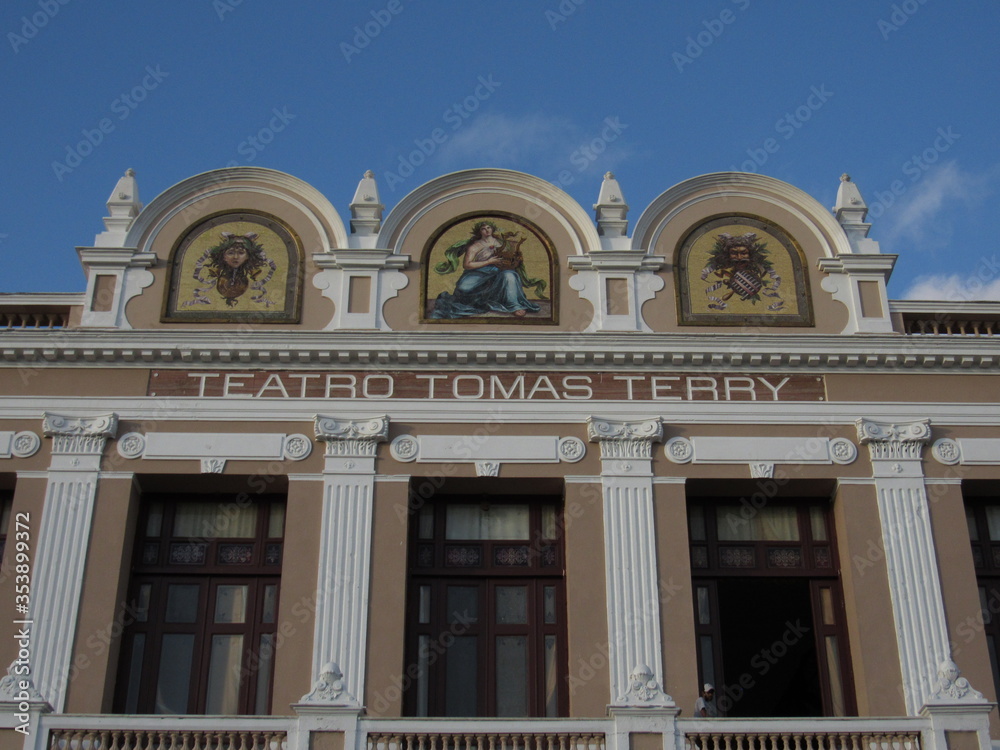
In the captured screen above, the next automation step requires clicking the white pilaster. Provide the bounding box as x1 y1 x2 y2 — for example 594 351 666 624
301 415 388 708
25 413 116 712
857 418 979 715
587 417 674 708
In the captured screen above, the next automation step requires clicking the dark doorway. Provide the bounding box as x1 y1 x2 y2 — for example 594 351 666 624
715 578 820 717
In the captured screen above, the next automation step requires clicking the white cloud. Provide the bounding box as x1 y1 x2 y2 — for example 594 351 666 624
902 272 1000 302
435 113 576 169
434 112 634 180
881 161 998 250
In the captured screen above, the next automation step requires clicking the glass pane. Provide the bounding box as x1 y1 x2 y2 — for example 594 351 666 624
688 505 706 541
446 504 529 540
206 634 244 714
544 635 558 717
146 502 163 537
416 635 431 717
820 587 836 626
541 504 558 539
825 636 846 717
544 586 557 624
810 506 828 541
447 586 478 624
418 505 434 539
697 587 711 625
419 585 432 624
215 585 248 623
155 634 194 714
981 586 992 625
165 584 200 623
717 505 799 541
986 507 1000 541
967 507 979 541
445 636 478 716
496 586 527 625
0 498 11 533
699 635 716 695
254 634 275 714
135 584 152 623
262 584 278 624
496 635 528 716
174 501 256 539
268 503 285 538
124 634 145 713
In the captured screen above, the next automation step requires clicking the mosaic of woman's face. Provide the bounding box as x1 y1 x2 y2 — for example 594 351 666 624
223 243 249 268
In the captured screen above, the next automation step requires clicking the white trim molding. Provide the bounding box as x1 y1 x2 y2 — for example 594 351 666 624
664 435 858 466
931 437 1000 466
305 415 389 708
589 417 674 708
113 431 313 464
388 434 586 465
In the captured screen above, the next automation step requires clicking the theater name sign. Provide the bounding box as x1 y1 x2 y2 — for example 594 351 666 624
150 370 825 402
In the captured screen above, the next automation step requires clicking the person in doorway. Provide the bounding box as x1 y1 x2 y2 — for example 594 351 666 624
695 684 716 717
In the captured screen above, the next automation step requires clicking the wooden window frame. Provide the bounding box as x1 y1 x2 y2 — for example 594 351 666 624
403 496 568 717
113 495 283 716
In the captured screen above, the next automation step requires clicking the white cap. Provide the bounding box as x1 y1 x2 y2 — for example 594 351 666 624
704 683 715 692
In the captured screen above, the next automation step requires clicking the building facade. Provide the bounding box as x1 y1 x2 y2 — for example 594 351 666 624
0 166 997 750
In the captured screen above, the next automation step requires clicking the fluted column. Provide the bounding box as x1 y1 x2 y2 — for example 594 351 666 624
299 415 388 709
21 413 116 712
857 419 987 715
588 417 674 707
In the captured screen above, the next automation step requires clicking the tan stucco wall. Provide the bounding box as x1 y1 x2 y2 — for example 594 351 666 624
656 481 699 714
271 477 323 714
564 480 609 716
832 481 906 716
365 479 410 716
641 191 849 335
64 476 139 713
124 185 339 331
930 481 1000 733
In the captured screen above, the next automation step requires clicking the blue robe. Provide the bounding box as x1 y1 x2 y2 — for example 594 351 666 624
430 265 541 319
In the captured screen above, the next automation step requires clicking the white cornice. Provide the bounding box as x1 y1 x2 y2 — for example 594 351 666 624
124 166 349 251
889 300 1000 315
0 330 997 372
630 172 854 258
0 293 86 306
1 397 999 426
376 168 602 256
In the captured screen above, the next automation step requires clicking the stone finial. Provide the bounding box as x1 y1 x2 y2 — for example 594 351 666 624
350 170 384 236
832 172 881 253
94 169 142 246
300 662 356 705
594 171 629 239
928 660 985 703
616 664 674 706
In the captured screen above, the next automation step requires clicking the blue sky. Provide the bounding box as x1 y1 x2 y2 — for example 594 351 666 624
2 0 999 301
